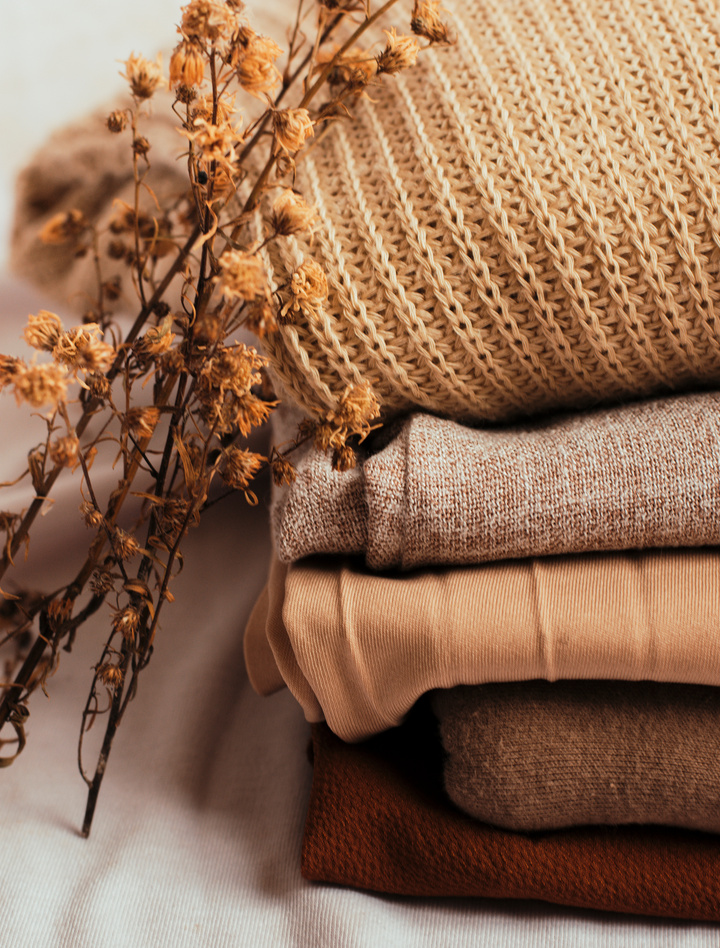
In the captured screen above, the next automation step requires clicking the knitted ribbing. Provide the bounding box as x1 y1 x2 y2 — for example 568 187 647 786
261 0 720 423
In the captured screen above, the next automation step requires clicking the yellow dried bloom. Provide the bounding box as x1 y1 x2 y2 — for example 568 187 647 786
39 209 87 245
233 392 273 438
272 108 314 154
319 46 377 90
170 40 205 88
236 35 282 97
113 528 141 561
199 344 263 398
376 28 419 75
121 53 164 100
281 257 328 320
112 606 141 643
0 355 19 391
218 249 267 301
107 109 128 133
53 325 115 374
270 189 316 237
244 299 277 337
48 434 80 469
125 407 160 439
220 447 264 490
181 0 235 42
411 0 452 43
12 362 68 410
24 311 64 352
86 373 111 401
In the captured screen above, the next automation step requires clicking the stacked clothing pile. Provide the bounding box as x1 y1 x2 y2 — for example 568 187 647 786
244 397 720 919
244 0 720 921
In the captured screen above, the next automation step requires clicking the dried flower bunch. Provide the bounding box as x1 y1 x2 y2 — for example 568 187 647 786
0 0 450 834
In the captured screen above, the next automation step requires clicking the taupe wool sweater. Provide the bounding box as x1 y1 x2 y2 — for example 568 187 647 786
243 548 720 741
273 391 720 569
434 681 720 833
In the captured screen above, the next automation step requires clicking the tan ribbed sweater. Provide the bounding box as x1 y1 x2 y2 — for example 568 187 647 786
260 0 720 424
273 391 720 568
244 549 720 740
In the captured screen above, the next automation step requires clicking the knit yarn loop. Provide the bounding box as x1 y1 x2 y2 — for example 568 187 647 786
262 0 720 423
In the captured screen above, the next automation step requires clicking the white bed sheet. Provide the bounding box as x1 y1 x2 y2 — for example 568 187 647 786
3 0 719 942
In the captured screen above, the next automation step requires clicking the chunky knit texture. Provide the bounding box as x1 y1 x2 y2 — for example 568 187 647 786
434 681 720 833
272 391 720 568
261 0 720 423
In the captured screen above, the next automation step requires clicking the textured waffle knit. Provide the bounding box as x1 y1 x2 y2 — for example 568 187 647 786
304 718 720 919
243 549 720 740
272 391 720 569
261 0 720 423
434 681 720 833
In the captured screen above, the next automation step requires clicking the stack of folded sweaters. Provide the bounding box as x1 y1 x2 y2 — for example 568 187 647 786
243 0 720 920
244 396 720 919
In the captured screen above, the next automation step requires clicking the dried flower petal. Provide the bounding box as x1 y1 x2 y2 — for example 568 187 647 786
220 447 264 490
170 40 205 87
107 109 128 133
181 0 235 42
112 606 141 643
270 189 316 237
53 325 115 374
24 311 64 352
48 434 80 469
218 250 267 301
376 28 419 75
411 0 452 43
272 108 314 153
121 53 164 100
280 257 328 321
236 35 282 97
12 362 68 410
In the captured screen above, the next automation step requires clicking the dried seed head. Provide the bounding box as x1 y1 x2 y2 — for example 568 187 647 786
53 325 115 374
91 568 116 596
183 116 241 172
112 606 141 643
134 316 175 361
411 0 452 43
332 443 357 472
333 382 380 434
271 454 296 486
0 355 19 391
220 447 265 490
170 40 205 87
24 311 64 352
102 276 122 301
47 598 73 632
122 53 164 99
280 257 328 321
108 239 128 260
376 28 419 75
272 108 314 153
270 189 316 236
181 0 235 42
218 249 267 301
12 362 68 410
39 209 87 246
236 35 282 97
107 109 129 133
48 434 80 469
80 501 104 529
113 528 141 561
97 661 124 689
86 372 111 401
133 136 151 158
125 406 160 439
